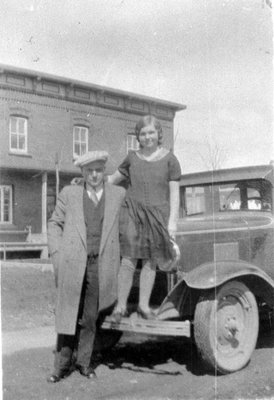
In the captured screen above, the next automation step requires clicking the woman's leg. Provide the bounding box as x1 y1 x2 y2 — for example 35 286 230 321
139 259 156 312
116 257 137 312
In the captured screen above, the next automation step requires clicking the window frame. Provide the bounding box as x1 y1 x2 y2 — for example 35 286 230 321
0 185 13 224
9 116 28 153
127 133 139 152
73 125 89 158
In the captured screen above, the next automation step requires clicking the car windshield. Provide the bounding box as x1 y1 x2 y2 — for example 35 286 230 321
181 179 272 216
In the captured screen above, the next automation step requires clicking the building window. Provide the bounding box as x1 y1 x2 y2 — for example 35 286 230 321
9 116 28 153
0 186 12 223
127 134 139 152
73 126 88 157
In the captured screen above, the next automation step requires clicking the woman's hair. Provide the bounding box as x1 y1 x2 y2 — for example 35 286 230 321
135 115 163 145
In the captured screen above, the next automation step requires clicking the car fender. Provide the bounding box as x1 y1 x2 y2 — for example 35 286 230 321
183 260 274 290
157 260 274 320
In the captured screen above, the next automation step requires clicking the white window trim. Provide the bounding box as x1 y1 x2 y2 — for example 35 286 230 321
127 133 139 153
73 126 88 158
0 185 13 224
9 116 28 153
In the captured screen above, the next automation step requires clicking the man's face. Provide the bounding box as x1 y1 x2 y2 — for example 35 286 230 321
82 160 105 189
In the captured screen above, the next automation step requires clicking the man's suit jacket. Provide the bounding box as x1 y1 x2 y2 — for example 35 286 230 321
47 182 125 335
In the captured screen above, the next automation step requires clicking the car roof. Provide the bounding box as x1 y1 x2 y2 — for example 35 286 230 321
180 164 274 187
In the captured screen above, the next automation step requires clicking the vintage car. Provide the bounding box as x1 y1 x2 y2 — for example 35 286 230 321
101 164 274 374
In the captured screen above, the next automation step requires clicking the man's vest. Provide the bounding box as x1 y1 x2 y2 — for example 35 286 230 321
83 189 105 256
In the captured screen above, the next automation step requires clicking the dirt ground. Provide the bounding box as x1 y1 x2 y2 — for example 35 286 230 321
1 263 274 400
1 262 55 331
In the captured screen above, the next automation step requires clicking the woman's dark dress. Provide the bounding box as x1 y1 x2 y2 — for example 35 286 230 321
118 150 181 269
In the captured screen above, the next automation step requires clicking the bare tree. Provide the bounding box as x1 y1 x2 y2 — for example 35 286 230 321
198 136 227 171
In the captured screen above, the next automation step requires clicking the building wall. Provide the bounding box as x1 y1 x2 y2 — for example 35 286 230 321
1 170 41 232
0 89 174 175
0 69 178 175
0 170 74 233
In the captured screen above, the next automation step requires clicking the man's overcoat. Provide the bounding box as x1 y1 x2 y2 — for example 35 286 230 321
47 182 125 335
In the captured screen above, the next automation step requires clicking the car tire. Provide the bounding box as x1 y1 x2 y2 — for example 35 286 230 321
194 280 259 374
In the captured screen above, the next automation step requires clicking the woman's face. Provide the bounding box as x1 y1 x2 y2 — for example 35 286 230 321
138 123 159 150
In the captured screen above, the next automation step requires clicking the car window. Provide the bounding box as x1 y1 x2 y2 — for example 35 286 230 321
220 184 241 210
185 186 206 215
182 179 272 216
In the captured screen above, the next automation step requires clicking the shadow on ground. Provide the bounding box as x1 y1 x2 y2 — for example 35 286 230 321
96 336 205 377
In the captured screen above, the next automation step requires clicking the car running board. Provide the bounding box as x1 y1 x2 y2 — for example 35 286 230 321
101 313 191 337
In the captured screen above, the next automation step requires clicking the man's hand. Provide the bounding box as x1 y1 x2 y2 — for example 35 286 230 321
71 177 83 185
51 253 59 287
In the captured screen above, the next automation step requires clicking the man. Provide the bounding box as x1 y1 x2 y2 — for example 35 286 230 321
47 151 125 382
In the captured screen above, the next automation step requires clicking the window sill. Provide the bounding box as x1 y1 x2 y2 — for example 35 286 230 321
0 223 13 227
8 152 32 158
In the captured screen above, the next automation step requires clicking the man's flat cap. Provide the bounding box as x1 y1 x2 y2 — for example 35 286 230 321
74 151 109 167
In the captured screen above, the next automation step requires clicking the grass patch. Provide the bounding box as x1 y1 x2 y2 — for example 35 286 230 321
1 266 56 331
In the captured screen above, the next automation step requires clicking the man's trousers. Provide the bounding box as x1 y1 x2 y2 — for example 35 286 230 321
53 255 99 373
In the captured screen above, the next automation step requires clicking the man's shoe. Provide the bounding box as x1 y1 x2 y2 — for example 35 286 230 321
47 374 61 383
47 369 70 383
77 366 97 379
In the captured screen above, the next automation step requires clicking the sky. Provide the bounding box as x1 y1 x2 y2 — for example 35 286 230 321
0 0 273 173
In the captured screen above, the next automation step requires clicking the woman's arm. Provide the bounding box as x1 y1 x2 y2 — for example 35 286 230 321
168 180 180 239
71 170 125 186
107 170 125 185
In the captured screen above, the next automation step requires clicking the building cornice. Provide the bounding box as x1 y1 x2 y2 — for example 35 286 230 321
0 64 186 121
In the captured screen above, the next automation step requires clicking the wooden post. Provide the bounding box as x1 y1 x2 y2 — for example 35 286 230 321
42 172 47 235
41 172 48 258
55 152 59 201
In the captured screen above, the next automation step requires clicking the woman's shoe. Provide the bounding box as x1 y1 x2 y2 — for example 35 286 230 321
110 308 127 324
137 306 155 320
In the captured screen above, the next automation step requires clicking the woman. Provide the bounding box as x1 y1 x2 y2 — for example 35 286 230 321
108 115 181 320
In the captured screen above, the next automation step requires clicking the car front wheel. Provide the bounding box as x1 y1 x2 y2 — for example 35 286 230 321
194 280 259 374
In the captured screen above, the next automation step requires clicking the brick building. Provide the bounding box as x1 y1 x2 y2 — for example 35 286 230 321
0 65 185 257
